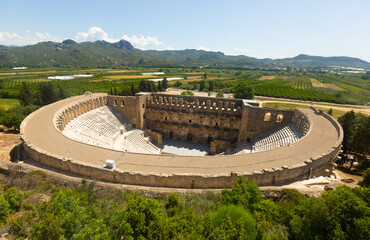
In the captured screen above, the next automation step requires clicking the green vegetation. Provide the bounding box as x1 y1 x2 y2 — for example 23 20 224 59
338 111 370 170
359 168 370 187
0 98 20 110
0 105 39 130
216 91 224 98
0 173 369 240
233 82 254 99
181 90 194 96
0 66 369 130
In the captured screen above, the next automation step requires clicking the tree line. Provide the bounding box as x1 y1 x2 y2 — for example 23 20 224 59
0 174 369 240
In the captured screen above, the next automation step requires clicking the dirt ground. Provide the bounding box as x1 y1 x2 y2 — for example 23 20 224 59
0 131 21 161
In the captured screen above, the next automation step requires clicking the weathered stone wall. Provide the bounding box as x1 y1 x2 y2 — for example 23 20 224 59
106 95 147 129
238 106 295 141
20 138 342 188
145 94 242 144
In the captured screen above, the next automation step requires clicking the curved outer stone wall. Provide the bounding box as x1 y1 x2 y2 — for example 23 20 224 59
20 93 343 189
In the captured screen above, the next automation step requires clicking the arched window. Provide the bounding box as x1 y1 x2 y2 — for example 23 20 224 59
120 100 125 107
264 112 271 121
276 114 283 122
113 99 117 106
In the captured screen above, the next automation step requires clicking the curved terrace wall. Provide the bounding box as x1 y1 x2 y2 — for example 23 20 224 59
20 94 343 189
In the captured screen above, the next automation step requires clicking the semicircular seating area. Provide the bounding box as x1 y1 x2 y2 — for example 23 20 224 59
62 105 161 154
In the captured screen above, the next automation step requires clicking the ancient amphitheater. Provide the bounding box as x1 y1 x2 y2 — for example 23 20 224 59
19 92 343 189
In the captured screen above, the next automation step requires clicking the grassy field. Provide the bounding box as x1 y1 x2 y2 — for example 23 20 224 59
0 98 20 110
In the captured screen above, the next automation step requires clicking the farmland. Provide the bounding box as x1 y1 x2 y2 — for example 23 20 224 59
0 67 369 108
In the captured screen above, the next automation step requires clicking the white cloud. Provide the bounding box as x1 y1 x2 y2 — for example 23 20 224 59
75 26 118 43
166 46 175 50
122 34 164 48
0 26 168 51
0 31 61 46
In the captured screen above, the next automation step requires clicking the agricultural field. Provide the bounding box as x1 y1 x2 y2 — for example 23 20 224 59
0 67 369 108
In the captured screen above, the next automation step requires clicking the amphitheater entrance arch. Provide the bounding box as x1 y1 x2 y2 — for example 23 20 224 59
169 131 173 139
207 136 213 143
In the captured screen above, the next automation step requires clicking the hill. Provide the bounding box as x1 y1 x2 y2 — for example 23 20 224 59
0 40 369 69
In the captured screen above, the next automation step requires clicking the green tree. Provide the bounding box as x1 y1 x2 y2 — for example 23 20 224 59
3 187 25 212
359 168 370 187
328 108 333 116
158 81 163 92
210 207 256 240
162 78 168 90
338 112 370 169
203 72 207 80
208 81 214 91
19 82 34 106
174 81 182 87
199 80 205 91
1 110 24 130
120 86 131 96
1 105 39 130
70 219 110 240
290 186 370 240
233 82 254 99
31 213 64 240
58 85 67 100
216 91 224 98
130 83 137 96
124 192 164 239
221 177 261 211
0 195 10 225
139 79 147 92
36 82 57 105
165 194 183 217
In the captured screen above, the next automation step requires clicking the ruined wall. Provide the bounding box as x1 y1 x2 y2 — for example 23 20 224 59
21 139 342 188
239 106 295 141
106 95 147 129
144 94 242 145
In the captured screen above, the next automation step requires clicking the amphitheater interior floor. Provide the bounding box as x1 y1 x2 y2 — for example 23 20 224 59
162 139 209 156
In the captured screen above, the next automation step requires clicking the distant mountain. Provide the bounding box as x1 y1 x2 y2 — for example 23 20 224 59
272 54 370 69
0 40 369 69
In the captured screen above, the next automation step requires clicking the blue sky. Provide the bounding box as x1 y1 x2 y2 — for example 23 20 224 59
1 0 370 61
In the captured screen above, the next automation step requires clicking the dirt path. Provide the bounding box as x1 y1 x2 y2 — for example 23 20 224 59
0 131 20 161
